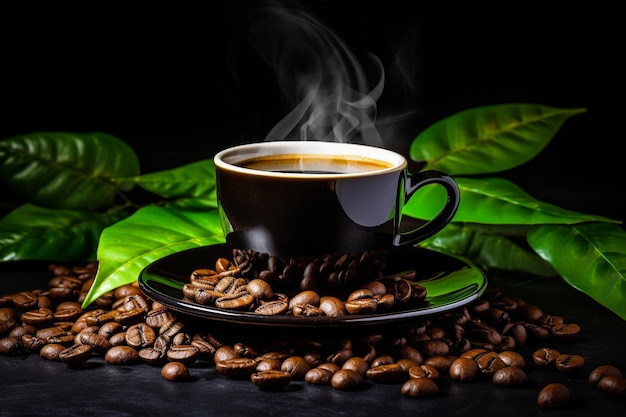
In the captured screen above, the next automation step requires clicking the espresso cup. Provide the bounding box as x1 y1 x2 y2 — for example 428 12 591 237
214 141 460 258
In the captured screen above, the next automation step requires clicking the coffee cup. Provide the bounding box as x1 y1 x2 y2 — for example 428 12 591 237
214 141 459 258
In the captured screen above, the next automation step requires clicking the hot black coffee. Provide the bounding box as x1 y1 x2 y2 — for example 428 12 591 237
237 154 393 174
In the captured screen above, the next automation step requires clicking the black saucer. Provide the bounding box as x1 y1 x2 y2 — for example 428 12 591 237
138 244 487 328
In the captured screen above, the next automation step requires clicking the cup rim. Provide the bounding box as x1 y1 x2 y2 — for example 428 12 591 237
214 141 407 178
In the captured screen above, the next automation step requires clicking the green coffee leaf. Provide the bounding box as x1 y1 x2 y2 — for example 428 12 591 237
528 222 626 320
124 159 216 199
0 203 127 261
404 176 617 225
163 195 219 210
410 104 586 175
82 205 225 308
0 132 140 210
420 222 557 277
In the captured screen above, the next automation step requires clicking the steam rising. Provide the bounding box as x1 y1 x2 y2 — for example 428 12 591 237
248 6 385 146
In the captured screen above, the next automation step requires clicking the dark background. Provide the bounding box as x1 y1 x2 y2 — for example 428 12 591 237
1 1 623 220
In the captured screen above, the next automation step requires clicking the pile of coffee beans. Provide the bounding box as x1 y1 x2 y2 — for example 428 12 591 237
183 250 426 316
1 259 625 409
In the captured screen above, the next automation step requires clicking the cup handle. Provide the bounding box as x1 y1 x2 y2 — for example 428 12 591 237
393 170 460 247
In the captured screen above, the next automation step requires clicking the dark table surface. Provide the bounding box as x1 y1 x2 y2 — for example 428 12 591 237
2 256 625 417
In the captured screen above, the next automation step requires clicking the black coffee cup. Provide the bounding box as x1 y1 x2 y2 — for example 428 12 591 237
214 141 460 258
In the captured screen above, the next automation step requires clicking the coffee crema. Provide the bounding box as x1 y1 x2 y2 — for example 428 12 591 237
236 154 393 174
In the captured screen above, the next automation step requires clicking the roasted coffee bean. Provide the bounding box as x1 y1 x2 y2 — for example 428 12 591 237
125 323 156 348
486 293 509 308
71 309 106 332
47 287 77 301
492 366 527 387
384 278 412 304
555 353 584 373
477 308 509 329
532 347 560 367
471 299 490 314
9 324 37 340
246 279 274 300
0 336 25 355
466 320 502 346
39 343 66 361
59 343 93 366
251 370 292 390
596 375 626 397
214 345 238 363
172 332 192 346
214 276 244 294
305 364 339 385
191 338 217 360
49 275 83 288
344 298 378 315
115 307 147 326
537 314 564 328
21 334 45 352
516 303 544 322
114 284 143 300
109 332 127 347
233 343 261 358
159 320 185 341
423 356 453 372
98 322 123 339
281 356 312 380
255 299 289 315
139 347 167 365
215 357 258 378
161 361 191 382
474 351 506 376
76 330 112 352
144 307 175 329
122 294 150 311
300 351 322 368
11 291 39 310
589 364 623 386
85 310 119 327
391 345 421 367
215 291 255 310
370 354 394 368
53 304 83 322
449 357 479 382
331 369 364 390
502 322 527 348
342 357 369 376
537 383 570 409
36 326 74 346
105 346 140 365
550 323 581 341
215 257 232 273
416 339 449 358
401 377 439 398
362 363 403 384
167 345 200 365
523 322 550 341
0 308 18 335
256 358 282 372
498 351 526 368
292 304 323 317
20 308 54 328
289 291 320 310
326 340 354 366
408 364 439 380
